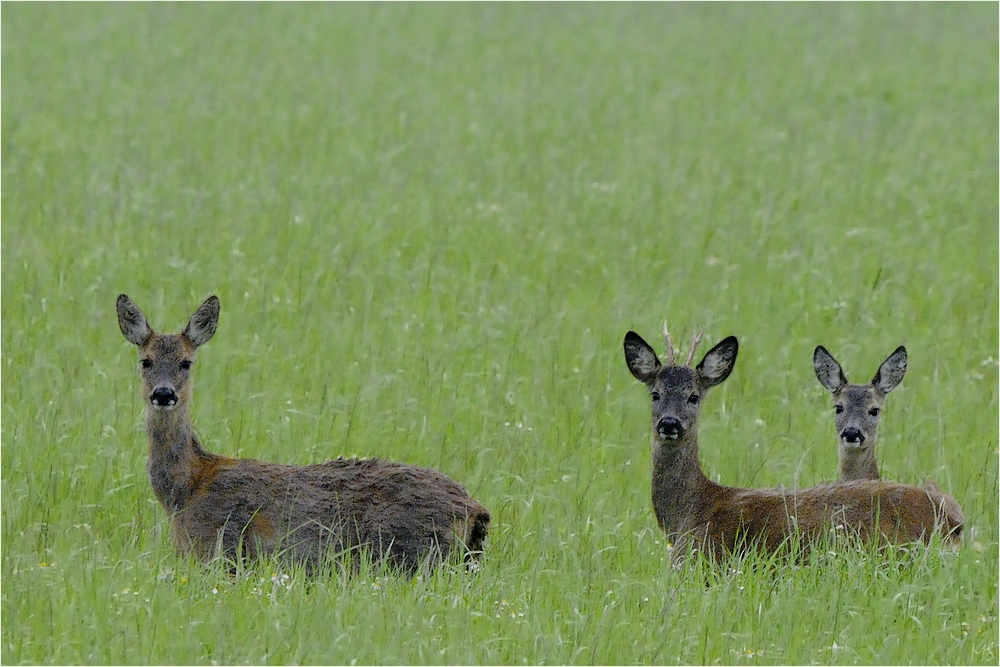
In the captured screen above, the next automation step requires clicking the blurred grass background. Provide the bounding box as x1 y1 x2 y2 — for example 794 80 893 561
3 3 997 664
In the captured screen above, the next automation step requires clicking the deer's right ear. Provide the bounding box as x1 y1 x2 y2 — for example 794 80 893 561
696 336 738 387
813 345 846 393
117 294 153 346
624 331 661 382
183 296 220 347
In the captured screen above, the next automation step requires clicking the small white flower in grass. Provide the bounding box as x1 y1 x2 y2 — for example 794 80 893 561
831 642 843 652
754 418 765 427
212 587 218 595
270 572 293 590
590 182 618 193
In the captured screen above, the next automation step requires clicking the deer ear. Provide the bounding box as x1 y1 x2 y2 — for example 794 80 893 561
183 296 220 347
624 331 661 382
117 294 153 346
813 345 846 393
872 345 907 394
697 336 738 387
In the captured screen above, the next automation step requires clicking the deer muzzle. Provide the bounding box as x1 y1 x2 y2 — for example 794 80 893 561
149 386 179 409
840 427 865 446
656 417 684 441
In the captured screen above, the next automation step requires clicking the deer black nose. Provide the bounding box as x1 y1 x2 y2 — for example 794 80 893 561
841 427 865 444
150 387 178 408
656 417 684 441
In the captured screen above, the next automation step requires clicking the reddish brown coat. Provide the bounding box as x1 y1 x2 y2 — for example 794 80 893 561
118 294 489 574
625 329 963 564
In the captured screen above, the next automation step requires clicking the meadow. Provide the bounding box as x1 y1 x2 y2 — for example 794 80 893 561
2 3 997 664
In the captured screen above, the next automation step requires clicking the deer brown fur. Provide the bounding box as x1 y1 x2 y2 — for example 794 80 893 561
117 294 490 574
624 328 963 564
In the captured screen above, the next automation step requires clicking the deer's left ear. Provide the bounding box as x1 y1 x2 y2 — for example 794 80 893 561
697 336 738 387
183 296 220 347
872 346 907 394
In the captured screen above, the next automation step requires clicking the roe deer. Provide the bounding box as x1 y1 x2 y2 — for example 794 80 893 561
813 345 907 482
117 294 490 574
814 344 945 494
623 325 963 564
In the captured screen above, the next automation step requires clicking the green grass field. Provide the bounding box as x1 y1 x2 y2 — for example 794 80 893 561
3 3 997 664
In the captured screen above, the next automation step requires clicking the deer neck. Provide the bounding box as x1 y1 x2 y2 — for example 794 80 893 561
838 441 880 481
650 427 712 541
146 404 212 513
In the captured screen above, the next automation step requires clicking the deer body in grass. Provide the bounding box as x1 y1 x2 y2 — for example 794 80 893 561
117 294 490 574
623 327 963 563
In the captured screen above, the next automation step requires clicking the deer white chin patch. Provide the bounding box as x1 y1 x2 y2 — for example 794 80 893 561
664 433 680 441
839 438 865 449
151 402 177 411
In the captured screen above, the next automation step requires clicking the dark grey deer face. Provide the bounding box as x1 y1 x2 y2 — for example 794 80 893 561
624 331 738 444
813 345 907 450
117 294 219 410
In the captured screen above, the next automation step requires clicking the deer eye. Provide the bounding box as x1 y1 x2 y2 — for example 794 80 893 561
651 392 660 402
141 359 153 369
869 407 880 417
835 405 844 414
687 394 699 404
180 360 193 371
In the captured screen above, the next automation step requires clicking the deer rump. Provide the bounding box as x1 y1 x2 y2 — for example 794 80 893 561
677 480 964 560
173 456 490 574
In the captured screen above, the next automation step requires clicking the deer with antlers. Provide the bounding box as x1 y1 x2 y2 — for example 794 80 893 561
623 324 963 563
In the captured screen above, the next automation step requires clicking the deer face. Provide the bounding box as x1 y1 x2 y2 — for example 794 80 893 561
624 331 738 445
813 345 907 451
136 334 199 410
831 384 886 450
645 366 703 441
117 294 220 411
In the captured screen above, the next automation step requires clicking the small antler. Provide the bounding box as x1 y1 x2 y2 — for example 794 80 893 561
662 321 676 365
683 328 704 367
